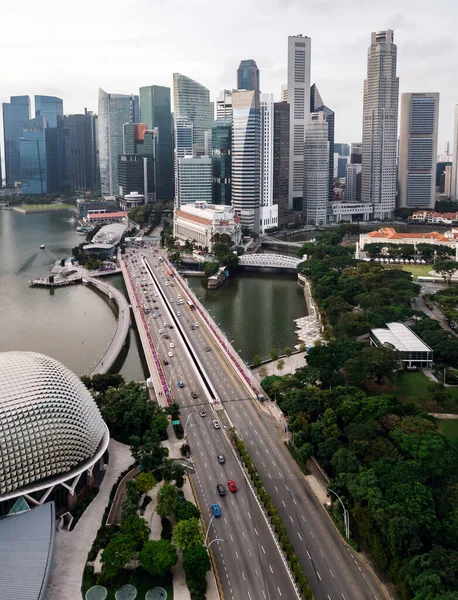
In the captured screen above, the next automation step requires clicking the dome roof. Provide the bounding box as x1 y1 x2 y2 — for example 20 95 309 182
0 351 108 499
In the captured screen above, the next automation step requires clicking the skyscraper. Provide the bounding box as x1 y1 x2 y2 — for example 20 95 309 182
35 95 63 128
237 60 260 91
350 142 362 164
310 83 334 203
303 112 329 225
361 30 399 218
34 96 66 194
334 143 350 157
345 164 362 202
2 96 31 186
119 124 157 201
98 89 136 196
173 74 214 156
64 110 97 191
259 93 278 231
273 102 290 226
398 92 439 209
287 34 311 211
280 85 288 102
232 90 261 231
19 116 47 195
452 106 458 201
216 90 233 120
211 118 232 205
139 85 173 201
176 158 212 207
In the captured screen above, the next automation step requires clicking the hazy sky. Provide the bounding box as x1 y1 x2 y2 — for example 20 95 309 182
0 0 456 152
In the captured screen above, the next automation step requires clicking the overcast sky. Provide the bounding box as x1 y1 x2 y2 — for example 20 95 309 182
0 0 456 153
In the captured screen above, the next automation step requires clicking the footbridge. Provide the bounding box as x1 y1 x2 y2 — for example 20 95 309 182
260 235 304 249
239 253 301 269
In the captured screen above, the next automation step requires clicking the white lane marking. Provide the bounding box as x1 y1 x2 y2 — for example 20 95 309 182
254 527 258 536
307 551 312 559
310 531 315 538
235 551 239 560
319 549 324 557
316 572 322 581
330 569 335 578
297 532 302 541
262 591 266 599
290 516 294 523
277 588 282 597
242 531 246 539
293 498 297 505
269 565 273 573
248 512 252 520
281 500 286 507
261 545 266 554
242 572 246 581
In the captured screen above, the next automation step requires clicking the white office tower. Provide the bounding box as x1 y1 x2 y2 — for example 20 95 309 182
174 118 193 205
303 112 329 225
398 93 439 209
176 157 212 207
259 93 278 232
345 164 362 202
216 90 233 120
280 84 288 102
452 106 458 200
361 30 399 219
287 34 311 211
232 90 261 232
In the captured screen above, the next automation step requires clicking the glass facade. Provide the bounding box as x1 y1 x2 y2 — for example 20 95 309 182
237 60 260 91
64 111 97 191
311 85 334 204
35 95 63 128
273 102 290 226
212 118 232 205
19 116 47 194
2 96 31 186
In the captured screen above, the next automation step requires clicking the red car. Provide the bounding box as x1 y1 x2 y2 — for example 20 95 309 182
228 480 238 493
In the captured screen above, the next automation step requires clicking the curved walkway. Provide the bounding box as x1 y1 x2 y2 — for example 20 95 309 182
46 439 133 600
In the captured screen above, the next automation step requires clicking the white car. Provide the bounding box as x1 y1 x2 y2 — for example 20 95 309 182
165 282 169 286
177 312 181 316
170 343 175 348
194 322 199 327
168 351 174 357
177 294 182 299
159 329 164 334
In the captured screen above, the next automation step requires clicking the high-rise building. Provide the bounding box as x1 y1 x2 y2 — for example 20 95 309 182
259 93 278 231
19 116 47 195
237 59 260 91
280 85 288 102
211 118 232 205
444 165 452 198
119 124 157 201
204 129 213 158
350 142 362 164
398 92 439 209
139 85 173 201
310 83 334 203
98 89 136 196
273 102 290 226
287 34 311 211
176 158 212 207
34 96 65 194
35 95 63 128
64 110 97 191
345 163 362 202
173 74 214 156
334 143 350 157
232 90 261 231
303 112 329 225
361 30 399 219
452 105 458 201
2 96 31 186
216 90 233 120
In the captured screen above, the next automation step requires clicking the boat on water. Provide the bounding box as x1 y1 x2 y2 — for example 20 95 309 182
39 244 45 249
76 225 94 234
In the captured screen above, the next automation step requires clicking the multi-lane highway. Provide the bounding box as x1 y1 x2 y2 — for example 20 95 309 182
127 245 386 600
124 248 299 600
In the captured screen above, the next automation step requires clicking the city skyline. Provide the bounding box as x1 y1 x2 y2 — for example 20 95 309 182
0 0 456 157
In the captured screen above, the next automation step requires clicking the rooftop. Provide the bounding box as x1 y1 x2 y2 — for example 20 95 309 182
371 322 433 353
87 212 128 220
92 223 127 246
365 227 451 243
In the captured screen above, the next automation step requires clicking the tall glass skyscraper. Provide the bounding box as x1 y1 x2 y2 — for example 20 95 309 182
173 74 214 156
303 112 329 225
34 96 65 193
139 85 173 201
310 83 334 204
35 96 63 128
98 89 136 196
237 60 260 91
212 118 232 205
2 96 31 186
64 110 98 191
19 116 47 195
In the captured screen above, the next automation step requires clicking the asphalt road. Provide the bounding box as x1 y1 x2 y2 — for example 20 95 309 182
137 249 386 600
125 249 299 600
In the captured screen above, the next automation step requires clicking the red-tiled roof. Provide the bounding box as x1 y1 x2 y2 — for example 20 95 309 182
88 212 128 219
176 210 212 226
367 227 450 243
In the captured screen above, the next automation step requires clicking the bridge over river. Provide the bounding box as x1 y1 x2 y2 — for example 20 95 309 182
239 253 302 269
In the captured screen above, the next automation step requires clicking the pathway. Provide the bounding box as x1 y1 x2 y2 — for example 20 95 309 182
46 439 133 600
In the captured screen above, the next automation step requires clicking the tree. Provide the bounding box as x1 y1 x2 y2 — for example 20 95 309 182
204 261 219 278
258 365 268 379
270 348 279 361
284 346 292 358
277 359 285 373
120 514 151 548
427 381 452 405
136 472 157 494
183 545 211 581
176 499 201 521
151 412 169 440
435 261 458 284
156 484 180 517
252 354 262 368
101 534 137 578
140 539 178 576
172 517 204 551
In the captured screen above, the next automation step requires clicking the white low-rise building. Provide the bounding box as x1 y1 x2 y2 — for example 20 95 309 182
173 201 242 251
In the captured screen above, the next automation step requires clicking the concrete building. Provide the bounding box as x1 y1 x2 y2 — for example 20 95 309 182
350 142 363 164
345 163 362 202
359 227 457 251
287 34 311 212
176 157 212 207
204 129 213 158
273 102 290 227
445 165 452 198
303 112 329 225
361 30 399 219
398 93 439 209
452 105 458 200
260 93 278 232
212 118 232 205
118 191 145 212
231 90 261 231
410 210 458 224
370 322 433 368
173 73 214 156
310 83 334 203
280 84 288 102
173 201 241 250
2 95 31 186
64 110 98 191
216 90 233 120
86 211 128 225
76 196 118 218
237 59 260 91
330 201 373 222
119 124 157 201
334 143 350 156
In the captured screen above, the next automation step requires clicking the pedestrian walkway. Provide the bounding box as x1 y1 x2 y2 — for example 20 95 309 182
46 439 133 600
252 351 307 379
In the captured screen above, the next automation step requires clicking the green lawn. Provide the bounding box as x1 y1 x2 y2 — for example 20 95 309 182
436 419 458 445
402 264 435 280
15 203 75 212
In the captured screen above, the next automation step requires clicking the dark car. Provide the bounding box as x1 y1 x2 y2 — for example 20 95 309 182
217 454 226 464
163 360 169 365
191 391 198 399
216 484 226 496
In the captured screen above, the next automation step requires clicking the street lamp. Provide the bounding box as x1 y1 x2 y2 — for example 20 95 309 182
183 410 196 436
328 488 350 539
206 538 226 549
204 514 217 545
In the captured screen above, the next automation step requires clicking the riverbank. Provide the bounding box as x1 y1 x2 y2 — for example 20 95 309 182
295 273 323 349
13 204 76 214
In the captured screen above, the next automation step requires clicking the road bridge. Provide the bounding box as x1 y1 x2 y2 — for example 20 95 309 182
260 235 304 248
239 253 301 269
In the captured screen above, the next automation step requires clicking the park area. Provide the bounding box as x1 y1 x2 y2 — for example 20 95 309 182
401 263 435 280
13 203 75 213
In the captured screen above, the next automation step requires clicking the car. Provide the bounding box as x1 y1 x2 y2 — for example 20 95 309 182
217 454 226 464
216 484 226 496
194 322 199 327
212 420 221 429
159 329 164 334
169 298 174 303
169 325 174 329
227 480 238 493
178 381 185 388
163 359 169 365
211 503 221 518
177 312 181 316
191 391 198 399
205 347 211 352
190 325 195 330
170 283 175 287
170 343 175 348
177 294 182 298
199 408 206 417
168 351 174 357
163 334 170 339
163 322 167 327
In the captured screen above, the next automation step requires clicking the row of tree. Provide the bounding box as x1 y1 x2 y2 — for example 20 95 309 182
363 242 454 260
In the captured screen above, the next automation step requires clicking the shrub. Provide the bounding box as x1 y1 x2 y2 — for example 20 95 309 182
161 517 172 540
